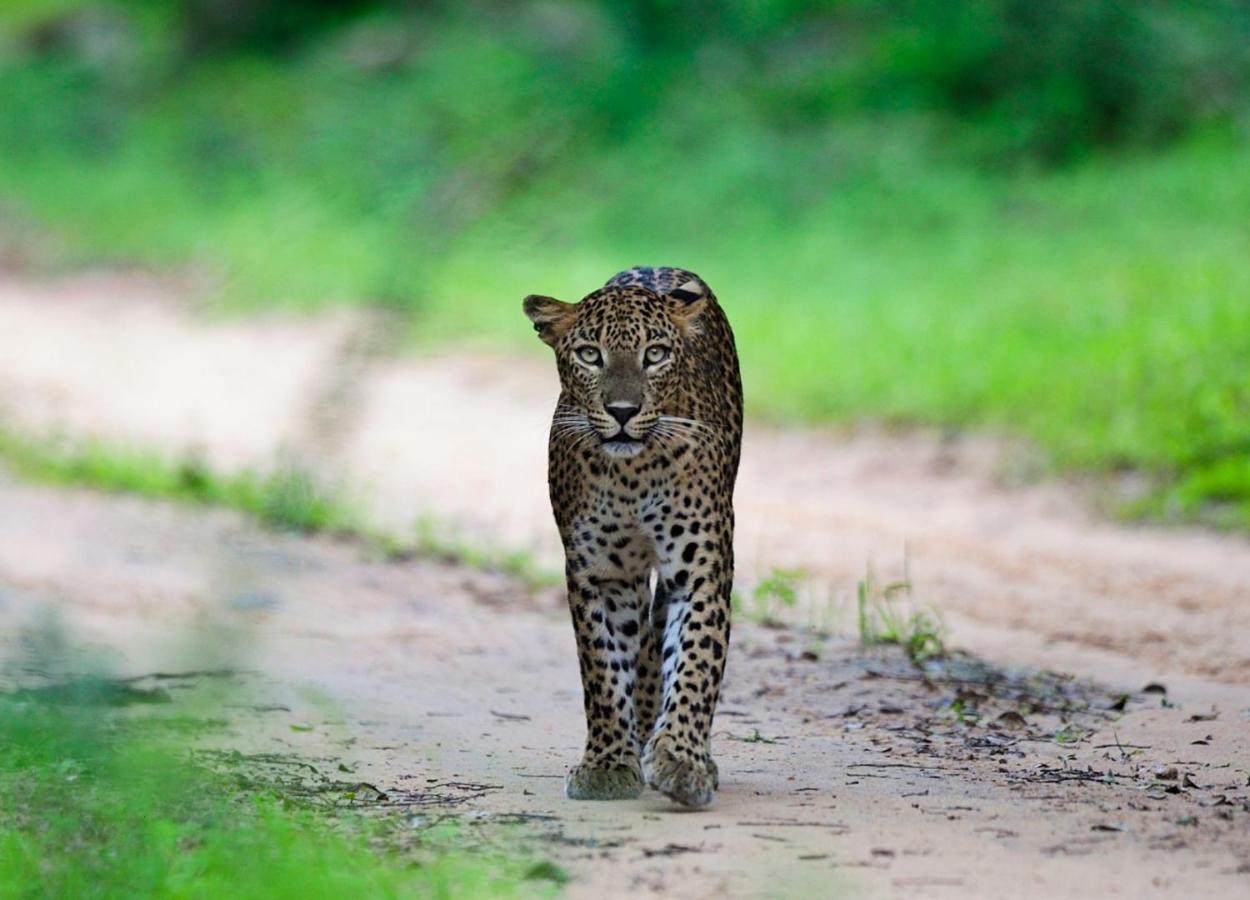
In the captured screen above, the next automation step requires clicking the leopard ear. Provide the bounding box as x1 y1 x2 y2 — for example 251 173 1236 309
666 279 708 335
523 294 576 346
667 278 705 304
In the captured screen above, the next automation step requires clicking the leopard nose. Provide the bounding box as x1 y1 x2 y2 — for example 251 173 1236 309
607 403 641 427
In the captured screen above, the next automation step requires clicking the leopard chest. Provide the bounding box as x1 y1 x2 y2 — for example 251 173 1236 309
557 449 724 582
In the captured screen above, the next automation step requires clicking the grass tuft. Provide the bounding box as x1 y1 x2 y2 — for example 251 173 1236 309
748 567 806 626
730 728 778 745
856 559 946 665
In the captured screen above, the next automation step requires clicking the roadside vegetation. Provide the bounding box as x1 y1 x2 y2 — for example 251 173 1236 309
0 429 558 590
0 430 357 534
0 645 559 898
855 564 946 665
742 562 946 665
0 1 1247 528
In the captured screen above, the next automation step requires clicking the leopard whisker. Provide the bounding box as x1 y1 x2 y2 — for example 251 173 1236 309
652 424 693 448
656 420 712 443
658 415 715 436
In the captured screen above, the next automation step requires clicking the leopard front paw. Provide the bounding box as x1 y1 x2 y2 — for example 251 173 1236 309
642 740 716 808
564 761 644 800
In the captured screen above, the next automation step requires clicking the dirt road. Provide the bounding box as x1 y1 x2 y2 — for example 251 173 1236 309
2 271 1248 685
1 270 1249 895
2 478 1247 898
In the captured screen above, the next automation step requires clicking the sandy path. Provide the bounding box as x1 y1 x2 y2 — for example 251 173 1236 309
2 478 1247 898
3 269 1250 896
1 270 1247 691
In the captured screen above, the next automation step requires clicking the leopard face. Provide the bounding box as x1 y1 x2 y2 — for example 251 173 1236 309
524 286 707 459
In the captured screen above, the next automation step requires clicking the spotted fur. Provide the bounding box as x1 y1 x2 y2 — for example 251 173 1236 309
523 266 743 808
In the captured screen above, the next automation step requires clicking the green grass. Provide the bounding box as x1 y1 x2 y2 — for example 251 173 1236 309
746 567 805 625
738 567 842 637
1052 722 1088 745
410 516 561 593
428 136 1250 529
0 4 1247 526
0 432 357 534
0 678 556 899
856 564 946 665
730 729 778 745
0 429 561 588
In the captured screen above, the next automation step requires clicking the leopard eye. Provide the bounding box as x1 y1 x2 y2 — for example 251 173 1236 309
575 345 603 367
644 345 671 366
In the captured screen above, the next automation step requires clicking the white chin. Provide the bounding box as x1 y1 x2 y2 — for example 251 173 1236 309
602 441 645 459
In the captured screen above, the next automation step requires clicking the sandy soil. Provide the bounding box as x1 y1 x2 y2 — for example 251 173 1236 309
2 478 1247 898
1 269 1249 896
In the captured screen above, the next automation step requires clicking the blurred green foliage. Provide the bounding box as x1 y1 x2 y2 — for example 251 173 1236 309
0 0 1247 526
0 429 563 587
0 430 358 533
0 665 551 898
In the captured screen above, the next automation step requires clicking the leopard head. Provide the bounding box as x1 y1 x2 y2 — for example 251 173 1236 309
524 282 707 458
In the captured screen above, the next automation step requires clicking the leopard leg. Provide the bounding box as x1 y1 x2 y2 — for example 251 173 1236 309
641 536 732 808
634 577 667 751
564 571 646 800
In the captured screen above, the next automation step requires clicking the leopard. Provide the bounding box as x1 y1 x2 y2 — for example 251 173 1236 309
523 266 743 808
